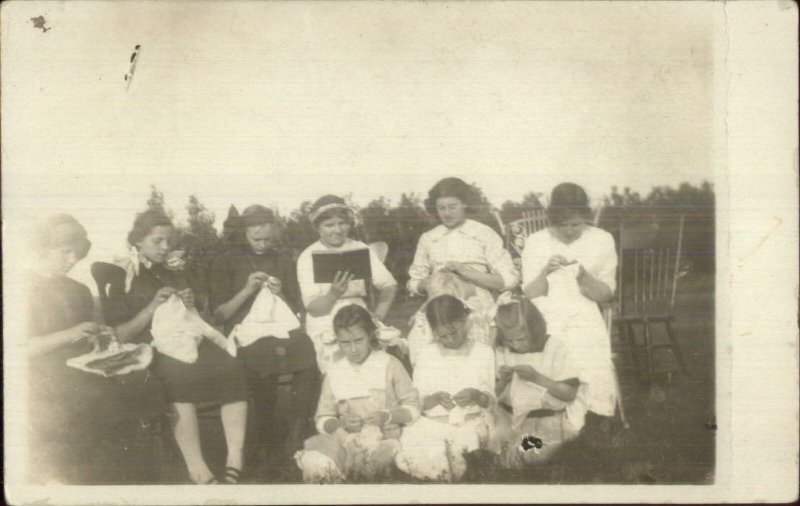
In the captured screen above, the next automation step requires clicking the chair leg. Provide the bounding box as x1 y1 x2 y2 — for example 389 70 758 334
665 320 690 378
622 322 639 372
613 364 630 429
642 322 655 385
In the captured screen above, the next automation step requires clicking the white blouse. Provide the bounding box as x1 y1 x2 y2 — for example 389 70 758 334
413 339 496 419
407 219 519 295
297 238 397 340
521 225 617 293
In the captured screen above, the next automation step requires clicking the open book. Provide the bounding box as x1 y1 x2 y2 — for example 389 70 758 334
312 248 372 283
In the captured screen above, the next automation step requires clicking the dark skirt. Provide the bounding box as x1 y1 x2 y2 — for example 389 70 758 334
152 339 248 403
238 329 317 378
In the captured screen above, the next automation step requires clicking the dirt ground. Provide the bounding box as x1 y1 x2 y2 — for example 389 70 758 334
188 272 715 484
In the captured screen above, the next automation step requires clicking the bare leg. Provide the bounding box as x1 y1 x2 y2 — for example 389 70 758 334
220 401 247 471
171 403 213 484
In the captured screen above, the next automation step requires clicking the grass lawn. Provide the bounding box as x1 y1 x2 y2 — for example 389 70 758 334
193 273 715 484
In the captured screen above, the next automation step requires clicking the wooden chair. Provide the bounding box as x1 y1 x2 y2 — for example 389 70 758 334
614 216 689 383
91 262 129 326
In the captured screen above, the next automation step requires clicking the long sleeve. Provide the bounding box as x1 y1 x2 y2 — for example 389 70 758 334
407 232 432 295
479 344 497 403
206 254 234 313
590 230 618 293
521 231 549 289
483 227 519 290
387 357 421 421
314 374 340 434
369 246 397 290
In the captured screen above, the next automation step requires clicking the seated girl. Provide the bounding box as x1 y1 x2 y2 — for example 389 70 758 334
396 295 496 481
295 305 420 482
116 209 249 484
492 294 587 468
406 270 496 367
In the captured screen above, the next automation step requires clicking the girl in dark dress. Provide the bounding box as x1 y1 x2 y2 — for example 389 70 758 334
25 214 165 484
115 210 249 484
208 205 319 463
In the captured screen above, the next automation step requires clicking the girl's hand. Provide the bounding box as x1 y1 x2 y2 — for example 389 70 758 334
343 413 363 433
542 255 570 275
65 322 100 344
453 388 483 408
178 288 195 309
329 271 354 299
513 365 543 384
364 411 390 427
435 391 456 410
498 365 514 382
149 287 176 309
265 276 282 295
246 271 270 293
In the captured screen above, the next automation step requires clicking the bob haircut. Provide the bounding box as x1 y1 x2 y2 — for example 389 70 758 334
494 295 548 347
546 182 593 225
32 214 92 260
309 194 354 228
332 304 380 349
127 209 174 246
424 177 481 218
425 294 471 332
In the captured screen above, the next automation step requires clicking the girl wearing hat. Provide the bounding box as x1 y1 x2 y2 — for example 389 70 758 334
23 214 165 484
207 204 319 464
521 182 618 420
296 195 398 374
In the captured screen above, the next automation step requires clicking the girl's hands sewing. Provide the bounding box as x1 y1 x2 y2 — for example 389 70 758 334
363 411 390 427
343 413 363 433
454 388 488 408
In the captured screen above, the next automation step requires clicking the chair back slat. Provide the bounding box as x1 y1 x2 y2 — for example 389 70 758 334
618 215 685 319
505 208 548 258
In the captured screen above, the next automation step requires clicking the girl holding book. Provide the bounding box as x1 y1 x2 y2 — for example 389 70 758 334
296 195 398 374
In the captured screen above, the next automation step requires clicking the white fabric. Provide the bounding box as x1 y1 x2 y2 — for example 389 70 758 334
150 294 236 363
297 238 397 373
520 226 618 416
396 415 488 481
496 336 588 432
229 285 300 346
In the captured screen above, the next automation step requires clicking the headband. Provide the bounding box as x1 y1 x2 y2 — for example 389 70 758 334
309 202 353 225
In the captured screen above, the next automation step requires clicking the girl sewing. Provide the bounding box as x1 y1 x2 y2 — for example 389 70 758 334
295 304 420 482
492 293 587 468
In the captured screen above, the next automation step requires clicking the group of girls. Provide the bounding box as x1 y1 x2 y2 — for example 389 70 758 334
23 177 618 484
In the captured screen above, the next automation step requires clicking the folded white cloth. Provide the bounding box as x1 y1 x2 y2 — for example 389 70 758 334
229 285 301 347
151 294 236 363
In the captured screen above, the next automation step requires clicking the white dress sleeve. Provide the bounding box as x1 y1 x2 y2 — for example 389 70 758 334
369 246 397 290
590 229 618 293
296 247 320 308
407 232 432 295
483 227 520 290
412 345 438 401
521 231 549 289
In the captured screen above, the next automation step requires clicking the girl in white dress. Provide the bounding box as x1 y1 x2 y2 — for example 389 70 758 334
294 305 420 482
297 195 398 373
492 294 587 468
396 295 496 481
521 183 618 418
407 178 519 360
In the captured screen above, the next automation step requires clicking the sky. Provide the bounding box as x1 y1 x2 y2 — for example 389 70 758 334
2 1 721 287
